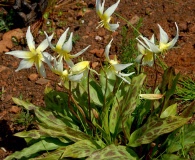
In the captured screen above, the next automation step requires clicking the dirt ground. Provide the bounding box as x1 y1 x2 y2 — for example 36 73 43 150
0 0 195 159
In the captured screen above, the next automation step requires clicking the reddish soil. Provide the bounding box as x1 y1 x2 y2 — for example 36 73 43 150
0 0 195 159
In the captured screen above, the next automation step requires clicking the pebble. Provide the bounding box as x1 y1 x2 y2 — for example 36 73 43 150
36 78 50 85
10 106 21 114
28 73 38 81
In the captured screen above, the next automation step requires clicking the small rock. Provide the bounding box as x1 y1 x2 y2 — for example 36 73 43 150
89 48 104 58
129 15 140 25
10 106 21 114
36 78 50 85
179 22 188 31
92 62 99 69
28 73 38 81
0 65 10 73
95 36 102 41
4 94 12 102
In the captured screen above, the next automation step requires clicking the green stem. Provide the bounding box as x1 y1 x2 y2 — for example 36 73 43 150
114 12 142 35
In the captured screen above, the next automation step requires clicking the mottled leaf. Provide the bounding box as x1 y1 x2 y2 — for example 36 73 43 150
12 97 37 110
87 144 138 160
167 123 195 153
128 115 190 147
4 138 64 160
14 130 44 139
121 73 146 139
61 140 100 158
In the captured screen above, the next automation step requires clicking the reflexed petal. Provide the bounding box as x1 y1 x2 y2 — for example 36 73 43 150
6 50 35 59
44 32 55 50
116 74 130 84
118 72 134 77
70 45 91 58
15 59 34 71
35 61 46 78
42 52 53 69
65 58 74 67
141 36 160 53
166 22 179 49
62 32 73 52
158 24 169 44
26 26 35 52
113 63 133 71
96 0 105 16
37 34 54 52
137 43 145 55
104 0 120 18
135 54 143 63
56 28 69 49
107 23 119 32
53 58 63 72
104 39 113 61
69 73 83 82
150 34 155 43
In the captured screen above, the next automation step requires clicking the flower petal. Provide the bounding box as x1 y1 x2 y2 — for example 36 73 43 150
26 26 35 52
96 0 105 17
44 32 55 50
104 39 113 61
118 72 134 77
141 36 160 53
158 24 169 44
106 23 119 32
62 32 73 53
35 61 46 78
70 61 90 74
37 34 54 52
113 63 133 71
56 28 69 49
15 59 34 72
166 22 179 49
69 73 83 82
104 0 120 18
6 50 35 59
70 45 91 58
116 74 130 84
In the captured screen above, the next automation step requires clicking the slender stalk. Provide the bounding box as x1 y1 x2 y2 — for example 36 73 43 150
87 69 91 120
114 12 142 35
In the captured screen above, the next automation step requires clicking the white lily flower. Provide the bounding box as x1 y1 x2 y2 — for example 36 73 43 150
135 35 155 66
5 26 53 77
51 58 84 83
44 28 90 67
137 22 179 54
104 39 134 84
96 0 120 32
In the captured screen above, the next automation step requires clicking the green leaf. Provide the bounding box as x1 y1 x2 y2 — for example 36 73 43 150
12 97 37 110
161 154 188 160
61 140 100 158
160 103 177 118
160 67 180 112
14 130 44 139
30 147 66 160
128 115 190 147
87 144 138 160
4 138 64 160
121 73 146 139
35 108 90 142
99 67 116 98
167 123 195 153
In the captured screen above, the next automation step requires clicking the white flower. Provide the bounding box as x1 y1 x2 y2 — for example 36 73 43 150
44 28 90 67
96 0 120 32
135 35 155 66
104 39 134 84
137 22 179 53
6 26 53 77
52 58 86 83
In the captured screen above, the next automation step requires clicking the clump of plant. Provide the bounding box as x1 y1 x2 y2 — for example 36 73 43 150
4 0 194 159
